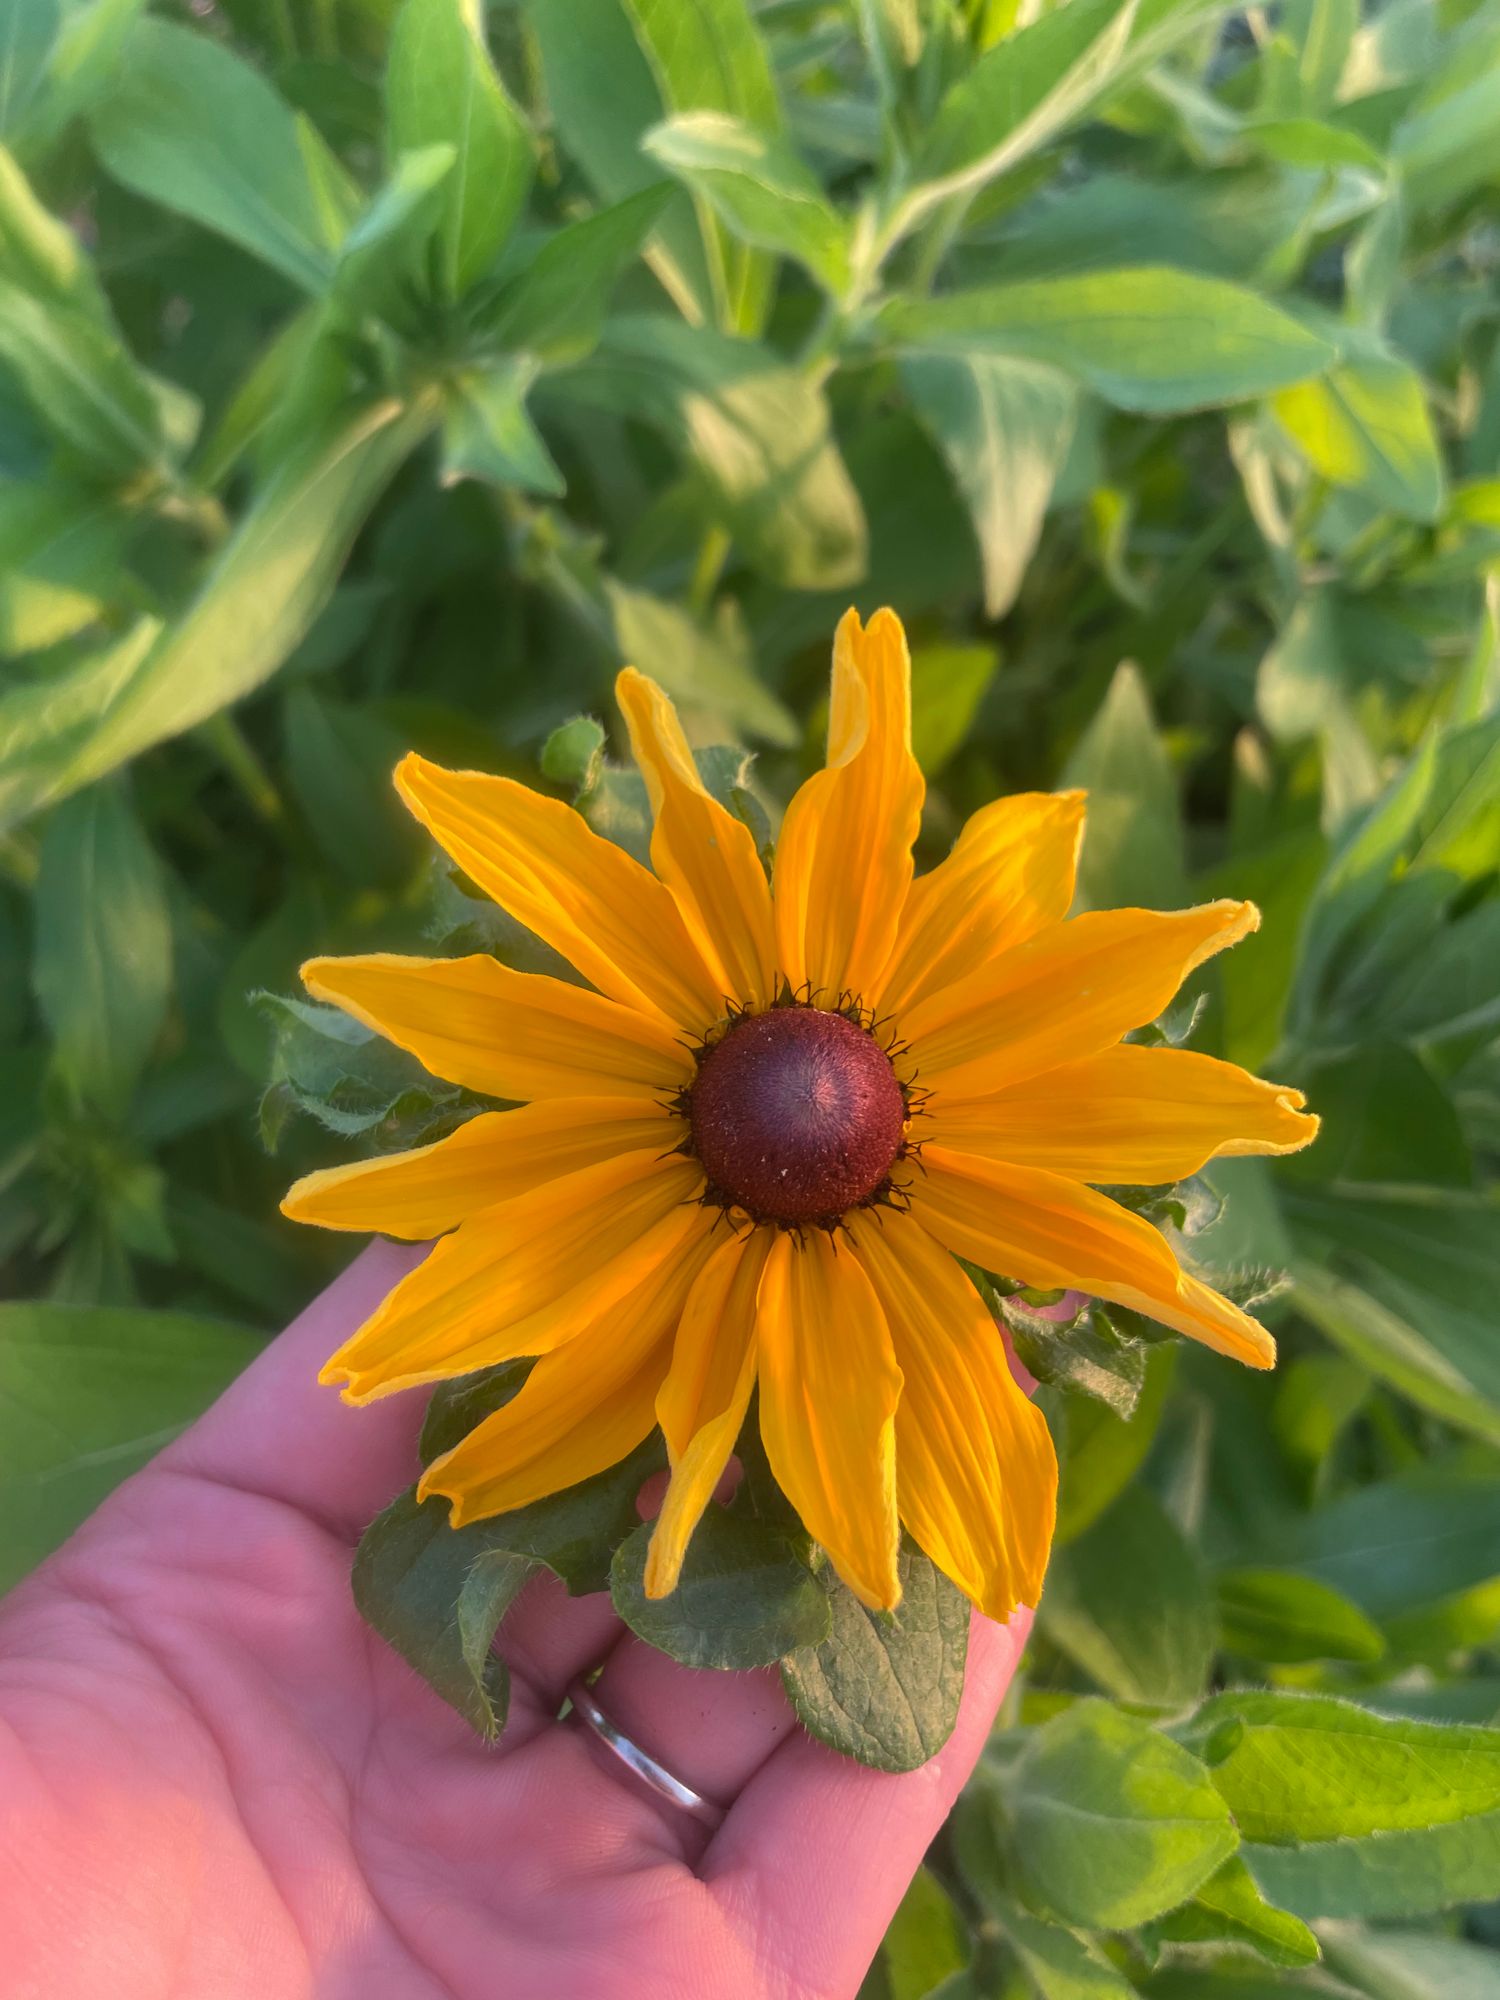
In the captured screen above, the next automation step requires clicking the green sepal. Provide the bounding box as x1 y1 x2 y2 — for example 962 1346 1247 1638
256 992 484 1152
1005 1295 1150 1419
610 1504 832 1670
780 1542 969 1773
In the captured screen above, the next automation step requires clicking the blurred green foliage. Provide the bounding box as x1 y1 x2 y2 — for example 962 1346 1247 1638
2 0 1500 1986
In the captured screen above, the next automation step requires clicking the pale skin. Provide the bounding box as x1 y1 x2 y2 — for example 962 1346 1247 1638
0 1241 1031 2000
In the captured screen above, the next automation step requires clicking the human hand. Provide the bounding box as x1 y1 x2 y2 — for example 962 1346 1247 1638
0 1242 1030 2000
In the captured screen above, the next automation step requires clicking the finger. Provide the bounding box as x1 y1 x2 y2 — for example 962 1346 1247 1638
161 1239 429 1536
576 1641 798 1826
705 1607 1031 1995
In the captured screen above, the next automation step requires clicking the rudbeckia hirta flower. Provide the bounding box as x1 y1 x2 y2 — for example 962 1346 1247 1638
283 609 1317 1622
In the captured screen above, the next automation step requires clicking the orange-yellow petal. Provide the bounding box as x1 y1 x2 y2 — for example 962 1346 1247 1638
873 791 1085 1017
848 1210 1056 1618
301 952 694 1102
320 1150 706 1400
911 1144 1274 1367
928 1044 1318 1185
395 752 720 1029
755 1228 903 1610
281 1098 679 1239
773 607 924 1003
903 902 1258 1097
418 1226 716 1527
617 668 776 1012
644 1227 771 1598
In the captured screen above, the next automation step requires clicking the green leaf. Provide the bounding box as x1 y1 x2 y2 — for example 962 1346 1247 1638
577 317 866 588
607 582 797 745
1062 661 1187 909
884 269 1335 415
1393 40 1500 216
877 1866 970 2000
483 185 672 364
1285 1454 1500 1623
1247 116 1387 174
0 0 57 138
12 0 146 154
1288 1190 1500 1446
0 275 166 478
1188 1691 1500 1841
0 143 108 317
1006 1700 1238 1929
522 0 712 324
1217 1568 1386 1665
1147 1855 1321 1968
621 0 780 133
33 777 171 1116
644 112 847 291
437 1433 665 1597
1319 1923 1500 2000
1246 1812 1500 1923
1038 1486 1215 1708
900 353 1076 619
914 0 1141 209
353 1487 534 1739
1290 715 1500 1035
1291 1043 1471 1188
387 0 532 299
610 1506 831 1669
1051 1342 1174 1542
442 358 563 496
419 1363 530 1464
281 684 417 887
0 397 433 831
0 471 127 653
1274 359 1445 523
89 18 343 291
908 641 999 775
330 144 455 328
0 1301 263 1591
781 1543 969 1773
998 1900 1139 1999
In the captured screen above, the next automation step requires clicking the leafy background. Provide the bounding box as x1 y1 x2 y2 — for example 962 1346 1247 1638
3 0 1500 1989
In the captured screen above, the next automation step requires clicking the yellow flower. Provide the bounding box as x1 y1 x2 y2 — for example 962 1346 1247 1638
283 609 1317 1622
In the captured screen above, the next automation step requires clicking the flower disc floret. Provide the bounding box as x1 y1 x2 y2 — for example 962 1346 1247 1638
688 1006 908 1227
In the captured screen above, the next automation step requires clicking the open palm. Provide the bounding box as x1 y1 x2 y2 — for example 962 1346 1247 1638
0 1242 1028 2000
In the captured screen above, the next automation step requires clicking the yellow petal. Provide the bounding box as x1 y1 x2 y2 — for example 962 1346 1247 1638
904 901 1258 1096
644 1227 770 1598
912 1144 1275 1368
874 791 1086 1017
281 1098 679 1239
755 1229 903 1610
617 668 776 1011
320 1150 706 1400
302 952 694 1101
929 1043 1318 1185
418 1226 716 1527
848 1210 1056 1618
773 607 925 1002
395 752 720 1029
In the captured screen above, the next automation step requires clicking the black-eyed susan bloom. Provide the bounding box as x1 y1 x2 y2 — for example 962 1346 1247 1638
283 610 1317 1623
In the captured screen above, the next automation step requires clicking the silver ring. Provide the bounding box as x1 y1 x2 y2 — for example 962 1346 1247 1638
566 1678 726 1831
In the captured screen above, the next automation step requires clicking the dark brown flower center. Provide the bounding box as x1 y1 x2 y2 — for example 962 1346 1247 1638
688 1006 907 1226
